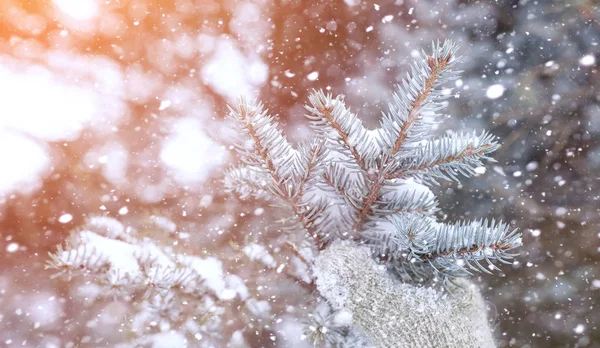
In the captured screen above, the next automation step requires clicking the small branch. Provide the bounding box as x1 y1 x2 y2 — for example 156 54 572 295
351 175 383 235
240 109 322 246
282 271 316 292
391 55 451 155
387 143 494 180
419 241 517 262
352 53 454 236
318 105 368 172
284 241 310 266
321 171 347 198
293 140 324 200
242 112 281 184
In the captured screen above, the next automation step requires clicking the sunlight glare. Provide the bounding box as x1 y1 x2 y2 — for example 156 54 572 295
53 0 99 21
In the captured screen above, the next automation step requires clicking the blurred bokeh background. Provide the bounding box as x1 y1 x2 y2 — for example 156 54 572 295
0 0 598 347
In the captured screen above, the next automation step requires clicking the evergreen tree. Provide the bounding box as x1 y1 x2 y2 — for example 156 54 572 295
47 40 522 347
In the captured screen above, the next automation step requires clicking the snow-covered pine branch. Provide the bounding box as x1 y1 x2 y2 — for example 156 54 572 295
379 40 461 156
225 39 522 283
223 165 272 200
227 98 297 185
226 98 330 245
46 215 266 346
364 215 520 280
389 131 500 184
421 219 521 277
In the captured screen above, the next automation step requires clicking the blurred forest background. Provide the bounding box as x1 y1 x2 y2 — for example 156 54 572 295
0 0 598 347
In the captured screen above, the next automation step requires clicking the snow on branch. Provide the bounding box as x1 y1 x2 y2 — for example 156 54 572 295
224 165 272 200
227 97 297 185
390 131 500 183
305 91 379 171
379 40 461 156
47 216 247 301
225 39 521 283
46 215 264 345
420 219 521 277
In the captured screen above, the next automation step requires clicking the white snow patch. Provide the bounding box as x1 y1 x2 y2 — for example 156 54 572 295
307 71 319 81
58 214 73 224
233 2 261 23
332 309 353 326
246 299 271 319
343 0 360 6
201 39 268 101
78 230 146 276
0 131 49 195
486 84 505 99
526 161 538 171
243 243 277 268
25 292 62 327
579 54 596 67
276 316 312 347
160 118 227 186
0 64 97 141
144 331 188 348
6 242 19 253
87 216 125 237
158 99 172 111
149 215 177 233
53 0 98 21
181 256 236 300
225 275 249 300
0 55 125 196
97 143 129 185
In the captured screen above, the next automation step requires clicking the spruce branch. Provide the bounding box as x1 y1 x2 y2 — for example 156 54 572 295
291 138 328 199
305 91 373 171
224 166 272 200
372 184 439 215
319 162 367 211
362 213 437 257
380 40 461 155
225 39 522 282
227 97 296 185
350 172 385 236
47 242 110 280
352 41 461 236
227 98 324 244
389 131 500 183
419 219 521 277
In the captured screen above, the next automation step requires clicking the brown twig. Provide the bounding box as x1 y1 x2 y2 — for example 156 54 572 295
321 170 348 197
419 242 516 262
318 105 368 172
351 174 383 234
284 241 310 266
